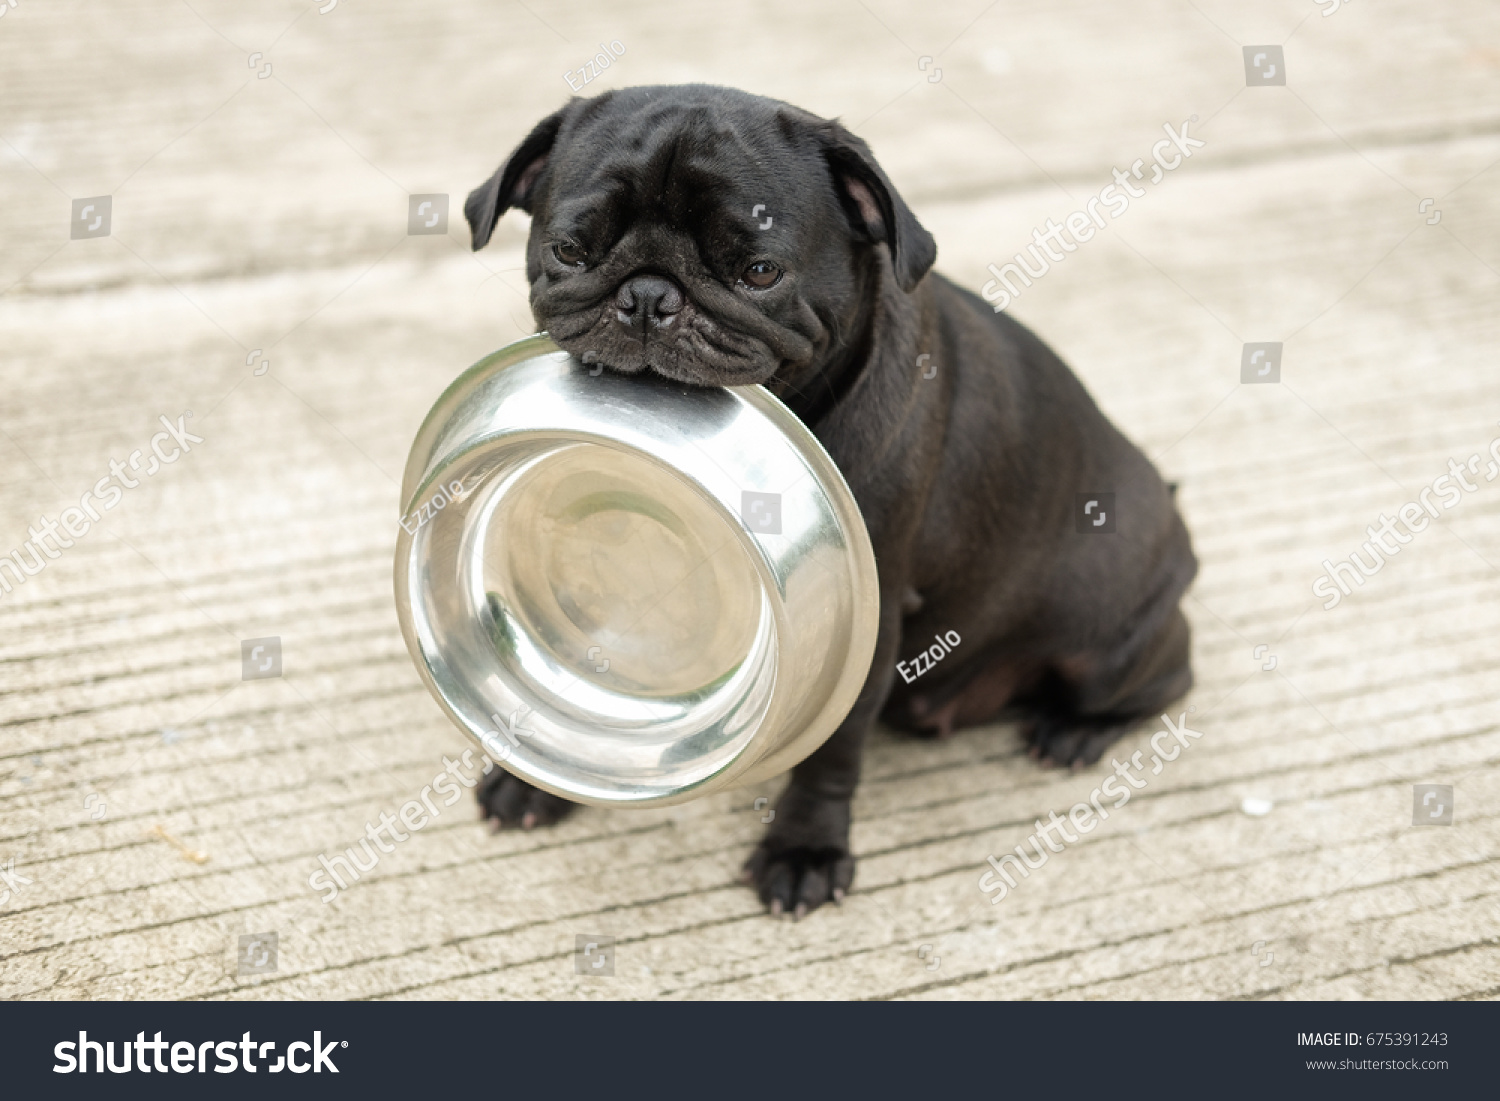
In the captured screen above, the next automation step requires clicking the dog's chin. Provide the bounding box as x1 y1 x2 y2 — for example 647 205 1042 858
544 309 780 389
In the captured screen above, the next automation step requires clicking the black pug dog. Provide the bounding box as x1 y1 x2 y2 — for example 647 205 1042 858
463 85 1197 917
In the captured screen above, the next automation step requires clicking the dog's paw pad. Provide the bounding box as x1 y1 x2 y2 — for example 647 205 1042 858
742 843 854 918
478 770 576 829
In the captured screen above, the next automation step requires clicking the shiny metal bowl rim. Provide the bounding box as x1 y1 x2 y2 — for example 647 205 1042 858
393 333 880 807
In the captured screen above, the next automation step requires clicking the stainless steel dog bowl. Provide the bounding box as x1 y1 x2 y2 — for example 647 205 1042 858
394 334 879 808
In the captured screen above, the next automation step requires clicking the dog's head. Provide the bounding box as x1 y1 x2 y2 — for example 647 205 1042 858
464 85 935 389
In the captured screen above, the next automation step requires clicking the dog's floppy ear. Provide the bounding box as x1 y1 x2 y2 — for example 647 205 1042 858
817 122 937 292
464 102 574 251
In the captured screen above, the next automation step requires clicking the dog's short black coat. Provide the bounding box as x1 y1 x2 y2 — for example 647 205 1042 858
463 85 1198 917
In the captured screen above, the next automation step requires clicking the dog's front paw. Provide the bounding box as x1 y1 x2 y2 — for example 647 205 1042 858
741 787 854 918
478 769 576 830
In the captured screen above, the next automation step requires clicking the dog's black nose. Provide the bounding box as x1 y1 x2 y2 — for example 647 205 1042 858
614 274 684 333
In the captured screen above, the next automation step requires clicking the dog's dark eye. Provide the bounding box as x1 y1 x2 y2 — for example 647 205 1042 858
552 241 586 268
740 261 781 289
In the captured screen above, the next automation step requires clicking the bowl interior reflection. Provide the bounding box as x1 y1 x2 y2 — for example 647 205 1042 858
486 441 763 700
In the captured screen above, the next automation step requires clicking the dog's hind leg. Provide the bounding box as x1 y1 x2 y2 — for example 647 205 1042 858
1025 604 1194 769
885 652 1028 739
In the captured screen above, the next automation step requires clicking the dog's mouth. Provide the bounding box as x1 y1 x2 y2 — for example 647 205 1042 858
541 296 783 389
